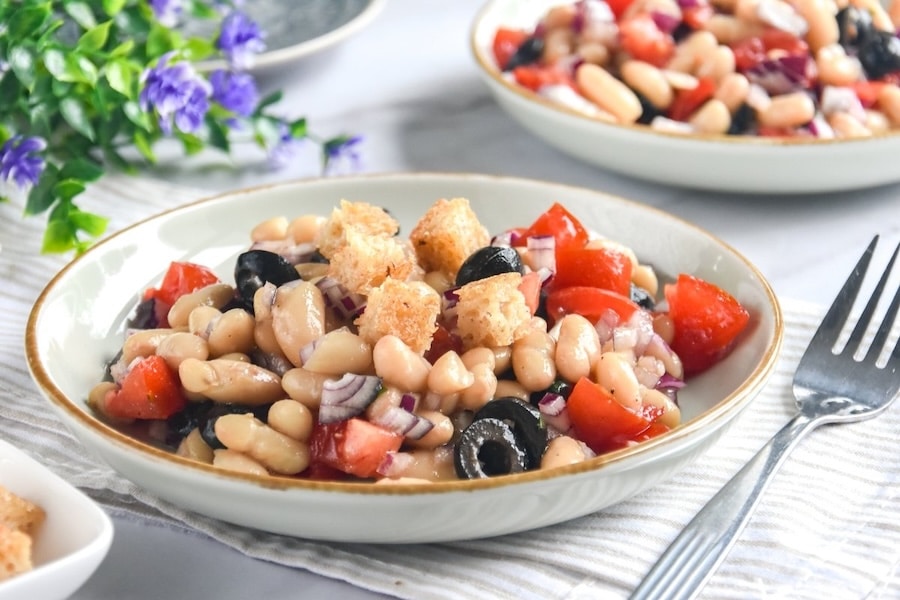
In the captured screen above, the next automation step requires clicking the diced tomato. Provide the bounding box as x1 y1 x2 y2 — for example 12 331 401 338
731 36 766 72
566 377 667 454
664 274 750 376
512 64 574 92
756 125 798 137
682 4 714 29
551 247 633 296
143 261 221 327
103 355 187 420
518 271 542 316
668 77 717 122
308 419 403 479
852 81 887 109
618 15 676 68
520 202 589 252
606 0 637 19
492 27 529 70
545 286 639 325
425 323 463 364
760 28 808 56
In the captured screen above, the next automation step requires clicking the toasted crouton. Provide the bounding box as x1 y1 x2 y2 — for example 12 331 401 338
455 272 531 349
316 200 399 259
0 486 44 537
0 523 32 581
356 278 441 354
328 229 419 295
409 198 490 277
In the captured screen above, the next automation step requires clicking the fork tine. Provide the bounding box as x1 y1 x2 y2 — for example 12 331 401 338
809 236 879 351
867 242 900 363
848 240 899 359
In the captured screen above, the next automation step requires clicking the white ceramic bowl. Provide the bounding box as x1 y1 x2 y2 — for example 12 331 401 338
470 0 900 194
0 440 113 600
26 173 782 543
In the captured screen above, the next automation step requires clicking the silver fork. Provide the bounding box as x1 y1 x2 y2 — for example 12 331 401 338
630 236 900 600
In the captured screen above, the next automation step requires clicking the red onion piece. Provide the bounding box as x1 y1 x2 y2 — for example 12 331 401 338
527 235 556 273
756 0 808 37
651 10 681 34
376 451 415 478
538 392 572 434
316 276 367 320
371 405 434 440
319 374 383 424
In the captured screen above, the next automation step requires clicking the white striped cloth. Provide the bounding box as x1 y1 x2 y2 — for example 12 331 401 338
0 174 898 599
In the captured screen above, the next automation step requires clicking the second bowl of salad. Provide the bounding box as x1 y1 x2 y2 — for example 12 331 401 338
471 0 900 193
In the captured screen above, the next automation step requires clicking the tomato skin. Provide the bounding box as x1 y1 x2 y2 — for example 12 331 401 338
852 81 886 108
492 27 529 70
606 0 637 19
545 286 639 325
552 247 633 296
668 77 717 121
664 274 750 376
521 202 589 252
619 15 676 68
308 419 403 479
104 355 187 420
566 377 667 454
425 323 463 364
143 262 221 327
518 271 542 315
512 64 574 92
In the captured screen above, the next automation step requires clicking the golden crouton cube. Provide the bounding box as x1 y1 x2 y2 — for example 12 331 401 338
328 229 418 295
409 198 490 277
316 199 399 259
0 486 44 537
455 272 531 349
0 523 33 581
356 278 441 354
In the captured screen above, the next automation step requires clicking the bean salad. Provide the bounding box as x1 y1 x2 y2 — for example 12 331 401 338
491 0 900 137
89 198 749 483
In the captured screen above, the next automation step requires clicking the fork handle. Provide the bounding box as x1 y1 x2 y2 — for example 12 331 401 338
629 413 817 600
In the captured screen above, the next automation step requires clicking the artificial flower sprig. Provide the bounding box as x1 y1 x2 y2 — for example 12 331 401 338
0 0 361 254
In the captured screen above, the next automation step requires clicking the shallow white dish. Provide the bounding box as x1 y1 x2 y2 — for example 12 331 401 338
470 0 900 194
26 173 782 543
0 440 113 600
194 0 385 73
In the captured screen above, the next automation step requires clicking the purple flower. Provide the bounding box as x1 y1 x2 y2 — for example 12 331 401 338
148 0 183 28
210 69 258 117
217 11 266 70
323 135 364 174
268 122 303 169
139 53 211 135
0 136 47 191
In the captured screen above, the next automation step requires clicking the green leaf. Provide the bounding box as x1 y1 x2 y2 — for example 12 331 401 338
8 6 51 42
54 179 87 201
123 100 153 131
59 98 96 141
108 39 136 58
146 24 177 59
189 1 218 20
59 158 104 183
43 48 69 81
102 0 127 17
132 130 156 163
72 55 99 86
255 91 283 114
24 164 60 216
9 44 37 90
64 2 97 30
70 208 109 237
205 115 230 153
42 218 78 254
29 103 54 138
78 20 112 52
105 59 134 97
289 118 308 139
183 37 216 62
178 132 204 155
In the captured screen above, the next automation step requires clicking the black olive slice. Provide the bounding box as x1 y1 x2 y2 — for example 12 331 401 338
630 283 656 310
456 246 525 287
454 418 528 479
197 402 271 449
234 250 301 312
472 397 547 469
504 36 544 72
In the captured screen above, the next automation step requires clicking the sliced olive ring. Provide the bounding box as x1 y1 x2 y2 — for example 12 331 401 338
455 246 525 287
454 418 528 479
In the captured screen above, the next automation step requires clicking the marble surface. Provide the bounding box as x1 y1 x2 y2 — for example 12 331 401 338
18 0 900 597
